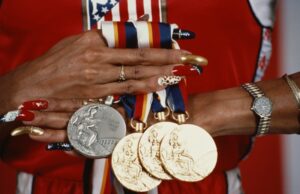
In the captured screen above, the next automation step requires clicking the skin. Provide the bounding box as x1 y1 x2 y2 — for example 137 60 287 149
0 30 190 150
1 31 299 156
26 72 300 146
189 72 300 136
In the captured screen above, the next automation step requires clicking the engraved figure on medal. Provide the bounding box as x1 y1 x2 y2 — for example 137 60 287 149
165 129 200 177
138 122 177 180
160 124 218 182
112 133 161 192
67 104 126 158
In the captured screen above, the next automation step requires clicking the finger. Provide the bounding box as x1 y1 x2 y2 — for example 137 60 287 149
92 64 175 83
23 111 71 129
44 98 83 112
100 48 190 66
120 64 175 80
138 14 149 21
29 128 68 143
69 75 181 98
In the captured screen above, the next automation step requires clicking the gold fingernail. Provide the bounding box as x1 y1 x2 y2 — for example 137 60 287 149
30 127 45 136
180 55 208 66
158 76 182 86
11 126 44 137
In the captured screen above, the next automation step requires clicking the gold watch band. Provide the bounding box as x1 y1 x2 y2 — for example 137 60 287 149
242 83 272 136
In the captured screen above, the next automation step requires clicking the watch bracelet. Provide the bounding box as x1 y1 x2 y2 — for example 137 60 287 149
242 83 271 136
283 74 300 110
242 83 264 98
258 116 271 135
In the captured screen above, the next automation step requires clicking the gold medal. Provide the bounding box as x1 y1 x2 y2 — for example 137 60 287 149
138 121 177 180
160 124 217 182
112 132 161 192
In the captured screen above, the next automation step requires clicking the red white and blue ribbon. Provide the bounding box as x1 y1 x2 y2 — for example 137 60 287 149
91 21 178 194
102 21 177 49
166 80 188 114
83 0 166 30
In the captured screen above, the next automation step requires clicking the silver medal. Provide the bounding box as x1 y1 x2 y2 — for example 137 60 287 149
67 103 126 158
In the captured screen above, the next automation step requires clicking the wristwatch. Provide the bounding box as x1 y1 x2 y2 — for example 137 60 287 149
242 83 273 136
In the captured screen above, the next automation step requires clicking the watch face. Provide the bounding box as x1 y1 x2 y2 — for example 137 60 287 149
253 96 272 117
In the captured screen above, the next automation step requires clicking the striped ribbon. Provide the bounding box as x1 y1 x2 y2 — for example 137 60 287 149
101 21 177 49
151 90 167 113
85 0 166 30
166 80 188 114
91 21 177 194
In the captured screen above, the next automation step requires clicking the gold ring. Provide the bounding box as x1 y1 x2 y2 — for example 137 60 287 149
119 65 126 81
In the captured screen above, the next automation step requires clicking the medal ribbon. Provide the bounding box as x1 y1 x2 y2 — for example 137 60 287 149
166 80 188 114
102 21 177 49
151 90 167 113
98 21 178 194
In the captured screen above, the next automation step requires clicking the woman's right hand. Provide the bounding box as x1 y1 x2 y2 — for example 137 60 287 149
0 30 189 114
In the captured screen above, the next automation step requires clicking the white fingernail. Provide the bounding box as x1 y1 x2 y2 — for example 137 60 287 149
158 76 182 86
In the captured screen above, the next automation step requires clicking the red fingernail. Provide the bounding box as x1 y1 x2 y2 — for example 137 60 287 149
16 110 35 121
19 100 48 110
172 65 202 76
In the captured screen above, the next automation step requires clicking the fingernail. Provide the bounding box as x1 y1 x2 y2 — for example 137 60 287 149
158 76 182 86
11 126 44 136
180 54 208 66
181 50 192 54
46 143 73 151
172 29 196 40
19 100 48 110
16 110 35 121
172 65 203 76
138 14 149 21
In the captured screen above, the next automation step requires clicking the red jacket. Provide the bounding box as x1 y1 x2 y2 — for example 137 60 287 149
0 0 275 193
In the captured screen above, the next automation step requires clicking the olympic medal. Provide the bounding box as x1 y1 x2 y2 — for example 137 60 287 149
138 122 177 180
160 124 217 182
112 133 161 192
67 104 126 158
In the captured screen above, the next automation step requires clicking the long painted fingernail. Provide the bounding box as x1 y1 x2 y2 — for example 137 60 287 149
172 65 203 76
46 143 73 151
11 126 44 136
19 100 48 110
16 110 35 121
158 76 182 86
180 54 208 66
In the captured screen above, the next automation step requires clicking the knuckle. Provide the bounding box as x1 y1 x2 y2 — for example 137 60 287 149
82 68 98 83
77 31 98 44
130 66 142 79
124 80 136 94
136 48 149 63
82 48 97 63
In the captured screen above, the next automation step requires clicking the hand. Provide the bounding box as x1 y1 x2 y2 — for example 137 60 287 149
188 73 300 137
0 30 189 114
